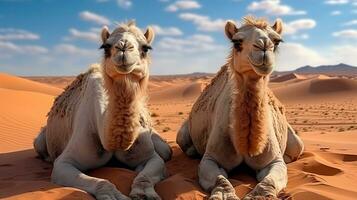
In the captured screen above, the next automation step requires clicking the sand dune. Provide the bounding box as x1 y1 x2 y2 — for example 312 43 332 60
1 73 357 200
0 73 62 96
270 73 307 83
272 77 357 103
149 81 204 102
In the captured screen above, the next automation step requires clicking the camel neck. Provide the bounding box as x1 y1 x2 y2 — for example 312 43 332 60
102 73 146 151
230 68 270 157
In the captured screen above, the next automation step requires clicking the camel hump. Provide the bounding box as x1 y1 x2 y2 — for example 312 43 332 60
47 64 102 119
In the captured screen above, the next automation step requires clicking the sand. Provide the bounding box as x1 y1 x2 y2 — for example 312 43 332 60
1 73 357 200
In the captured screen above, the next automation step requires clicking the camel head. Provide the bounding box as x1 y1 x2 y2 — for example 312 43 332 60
225 16 283 77
100 21 155 81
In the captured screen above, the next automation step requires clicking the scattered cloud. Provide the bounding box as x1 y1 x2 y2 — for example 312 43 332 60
151 25 183 36
342 20 357 26
179 13 226 32
325 0 349 5
247 0 306 16
276 42 327 71
156 34 222 53
290 34 309 40
0 41 48 54
152 34 227 74
66 28 100 43
332 29 357 38
166 0 201 12
0 28 40 41
79 11 110 25
331 10 342 15
284 19 316 35
54 43 98 57
117 0 132 9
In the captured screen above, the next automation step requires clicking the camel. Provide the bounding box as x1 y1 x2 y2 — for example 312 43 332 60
33 21 172 200
177 17 304 200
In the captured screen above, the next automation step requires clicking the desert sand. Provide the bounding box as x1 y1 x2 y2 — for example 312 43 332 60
1 72 357 200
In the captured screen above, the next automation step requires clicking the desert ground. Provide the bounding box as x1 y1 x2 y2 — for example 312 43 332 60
1 71 357 200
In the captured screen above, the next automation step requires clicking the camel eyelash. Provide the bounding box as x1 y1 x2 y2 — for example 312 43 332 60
232 39 243 52
99 43 112 49
142 45 152 53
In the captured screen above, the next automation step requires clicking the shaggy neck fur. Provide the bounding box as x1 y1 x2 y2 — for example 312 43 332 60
230 62 270 157
102 65 148 151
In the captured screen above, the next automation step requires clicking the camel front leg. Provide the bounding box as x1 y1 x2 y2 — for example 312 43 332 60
129 153 166 200
199 154 240 200
52 157 130 200
243 158 287 200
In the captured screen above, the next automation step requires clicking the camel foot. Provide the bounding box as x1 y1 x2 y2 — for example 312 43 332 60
243 182 277 200
95 180 130 200
209 175 240 200
130 176 161 200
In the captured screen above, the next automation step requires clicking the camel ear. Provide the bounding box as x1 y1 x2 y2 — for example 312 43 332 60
101 26 110 43
144 26 155 44
225 20 238 40
272 19 283 35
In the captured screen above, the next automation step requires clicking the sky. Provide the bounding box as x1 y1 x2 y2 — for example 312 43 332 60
0 0 357 76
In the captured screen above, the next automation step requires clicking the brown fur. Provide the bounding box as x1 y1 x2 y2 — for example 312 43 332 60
102 63 150 151
230 69 270 156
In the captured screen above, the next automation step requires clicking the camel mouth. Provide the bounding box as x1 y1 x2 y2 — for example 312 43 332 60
114 63 136 74
248 56 274 76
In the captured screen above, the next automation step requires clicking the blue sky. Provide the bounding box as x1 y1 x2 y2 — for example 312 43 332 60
0 0 357 76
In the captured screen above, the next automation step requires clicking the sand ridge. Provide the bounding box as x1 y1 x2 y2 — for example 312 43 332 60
1 73 357 200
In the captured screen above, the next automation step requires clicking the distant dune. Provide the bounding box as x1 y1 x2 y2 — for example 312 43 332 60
273 76 357 103
270 73 307 83
1 73 62 96
1 72 357 200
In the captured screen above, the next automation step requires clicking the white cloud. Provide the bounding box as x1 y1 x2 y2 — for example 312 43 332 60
331 10 342 15
156 34 222 53
342 20 357 26
0 41 48 54
247 0 306 16
166 0 201 12
117 0 132 9
54 44 98 57
276 42 327 71
66 28 100 43
332 29 357 38
325 0 349 4
0 28 40 41
179 13 226 32
284 19 316 35
290 34 309 40
79 11 110 25
152 35 227 74
151 25 183 36
329 45 357 65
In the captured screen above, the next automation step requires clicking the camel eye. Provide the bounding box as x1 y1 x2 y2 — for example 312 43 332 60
273 39 283 46
232 39 243 52
142 45 152 53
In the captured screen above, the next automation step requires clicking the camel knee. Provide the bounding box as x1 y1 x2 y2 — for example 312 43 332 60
176 120 198 157
151 132 172 162
198 155 228 192
34 127 50 162
284 129 304 163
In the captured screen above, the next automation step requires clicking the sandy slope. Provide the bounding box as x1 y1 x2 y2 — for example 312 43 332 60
1 73 357 200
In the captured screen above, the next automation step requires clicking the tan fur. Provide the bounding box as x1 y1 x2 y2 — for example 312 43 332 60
242 16 269 30
102 67 150 151
230 69 270 156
